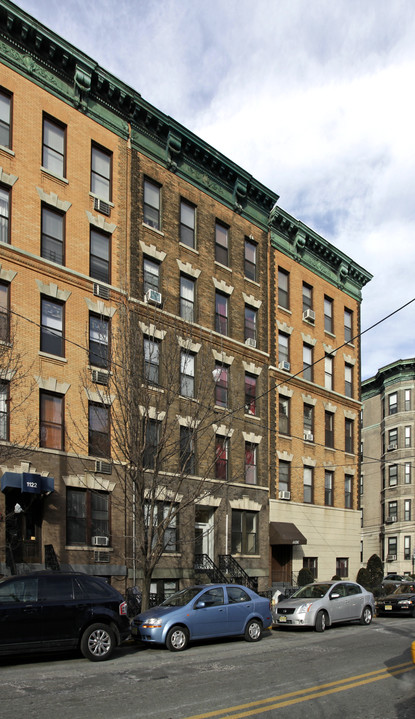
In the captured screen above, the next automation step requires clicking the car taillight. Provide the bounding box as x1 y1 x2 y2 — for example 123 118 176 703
119 601 128 616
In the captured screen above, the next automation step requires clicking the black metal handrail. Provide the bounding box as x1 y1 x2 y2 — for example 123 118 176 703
194 554 228 583
218 554 256 589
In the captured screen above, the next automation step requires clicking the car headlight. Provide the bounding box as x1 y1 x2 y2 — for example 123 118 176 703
398 600 412 606
141 618 163 628
297 603 313 614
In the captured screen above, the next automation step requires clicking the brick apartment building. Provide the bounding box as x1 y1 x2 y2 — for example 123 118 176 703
0 1 371 596
362 359 415 576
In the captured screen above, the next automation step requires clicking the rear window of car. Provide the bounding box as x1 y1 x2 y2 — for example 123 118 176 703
40 576 79 601
0 577 38 603
227 587 251 603
77 575 114 598
346 584 362 596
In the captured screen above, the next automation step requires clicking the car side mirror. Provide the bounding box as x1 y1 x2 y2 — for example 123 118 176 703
194 600 206 609
330 592 341 600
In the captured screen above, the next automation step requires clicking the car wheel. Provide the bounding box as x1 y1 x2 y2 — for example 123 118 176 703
80 623 115 662
166 625 189 651
359 606 373 625
315 610 327 632
411 607 415 619
244 618 263 642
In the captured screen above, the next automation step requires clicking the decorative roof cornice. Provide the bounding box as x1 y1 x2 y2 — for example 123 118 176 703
269 205 372 301
0 0 278 230
362 358 415 399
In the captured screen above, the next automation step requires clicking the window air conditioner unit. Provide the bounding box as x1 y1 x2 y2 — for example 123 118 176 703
303 309 315 322
386 554 396 562
144 289 162 305
94 197 111 217
303 431 314 442
92 536 109 547
278 361 290 371
385 516 397 523
94 551 110 563
387 443 398 451
93 283 110 300
278 490 291 500
91 369 109 386
245 337 257 348
95 460 112 475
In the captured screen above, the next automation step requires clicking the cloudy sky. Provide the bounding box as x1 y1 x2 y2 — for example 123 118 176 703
14 0 415 380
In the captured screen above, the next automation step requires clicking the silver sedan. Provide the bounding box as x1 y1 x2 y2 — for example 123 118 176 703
273 581 375 632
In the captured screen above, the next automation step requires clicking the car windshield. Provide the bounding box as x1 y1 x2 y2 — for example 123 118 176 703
393 584 415 595
160 587 202 607
291 583 332 599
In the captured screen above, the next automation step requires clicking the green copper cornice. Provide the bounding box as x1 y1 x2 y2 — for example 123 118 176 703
362 358 415 399
270 205 372 301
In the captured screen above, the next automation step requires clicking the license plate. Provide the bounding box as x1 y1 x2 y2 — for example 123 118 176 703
385 605 392 611
278 615 287 623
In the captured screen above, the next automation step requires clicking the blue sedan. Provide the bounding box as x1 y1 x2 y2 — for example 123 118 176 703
131 584 272 651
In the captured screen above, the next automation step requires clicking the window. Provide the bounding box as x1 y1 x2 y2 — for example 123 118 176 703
325 411 334 448
40 391 64 450
180 426 195 474
405 389 411 411
388 427 398 447
325 355 333 390
231 510 257 554
303 344 313 382
244 239 257 281
0 89 12 148
345 418 354 453
404 499 411 521
303 557 318 580
303 467 313 503
344 309 353 343
245 442 257 485
404 536 411 560
389 464 398 487
245 373 257 416
180 275 195 322
215 222 228 266
143 257 160 294
180 200 196 248
336 558 348 578
388 392 398 415
41 206 64 265
244 306 257 344
279 396 290 435
89 314 109 368
304 404 314 438
41 297 64 357
143 179 161 229
180 350 195 398
302 283 313 312
144 338 160 386
279 460 290 493
145 502 178 552
143 418 160 469
387 537 397 560
215 364 228 408
91 144 112 201
325 470 334 506
405 462 411 484
345 364 353 397
90 228 110 284
405 426 411 447
215 292 228 335
0 281 10 342
278 268 289 309
0 382 9 440
42 115 65 177
66 487 109 546
88 403 110 458
388 500 397 521
215 435 229 480
345 475 352 508
278 332 289 364
0 186 10 244
324 296 333 333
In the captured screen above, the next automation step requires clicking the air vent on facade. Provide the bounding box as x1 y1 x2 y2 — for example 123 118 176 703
93 283 110 300
278 490 291 500
94 550 110 563
386 554 397 562
94 197 111 216
92 369 109 386
92 536 109 547
95 460 112 475
245 337 257 348
387 443 398 451
278 361 290 371
303 309 315 322
303 431 314 442
144 289 162 305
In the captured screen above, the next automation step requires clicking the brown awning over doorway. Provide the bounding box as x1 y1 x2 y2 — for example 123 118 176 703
269 522 307 546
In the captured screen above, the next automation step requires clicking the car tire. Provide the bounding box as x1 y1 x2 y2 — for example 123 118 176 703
166 625 189 652
359 606 373 625
315 610 327 632
411 607 415 619
244 618 263 642
80 623 116 662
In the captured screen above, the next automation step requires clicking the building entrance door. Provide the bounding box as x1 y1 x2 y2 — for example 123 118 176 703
271 545 292 583
195 506 214 558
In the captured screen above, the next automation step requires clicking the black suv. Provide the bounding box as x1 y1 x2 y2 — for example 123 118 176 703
0 571 130 661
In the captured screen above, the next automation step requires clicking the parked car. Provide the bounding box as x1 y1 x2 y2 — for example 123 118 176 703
383 574 407 582
273 581 375 632
376 582 415 617
0 570 130 661
131 583 272 651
